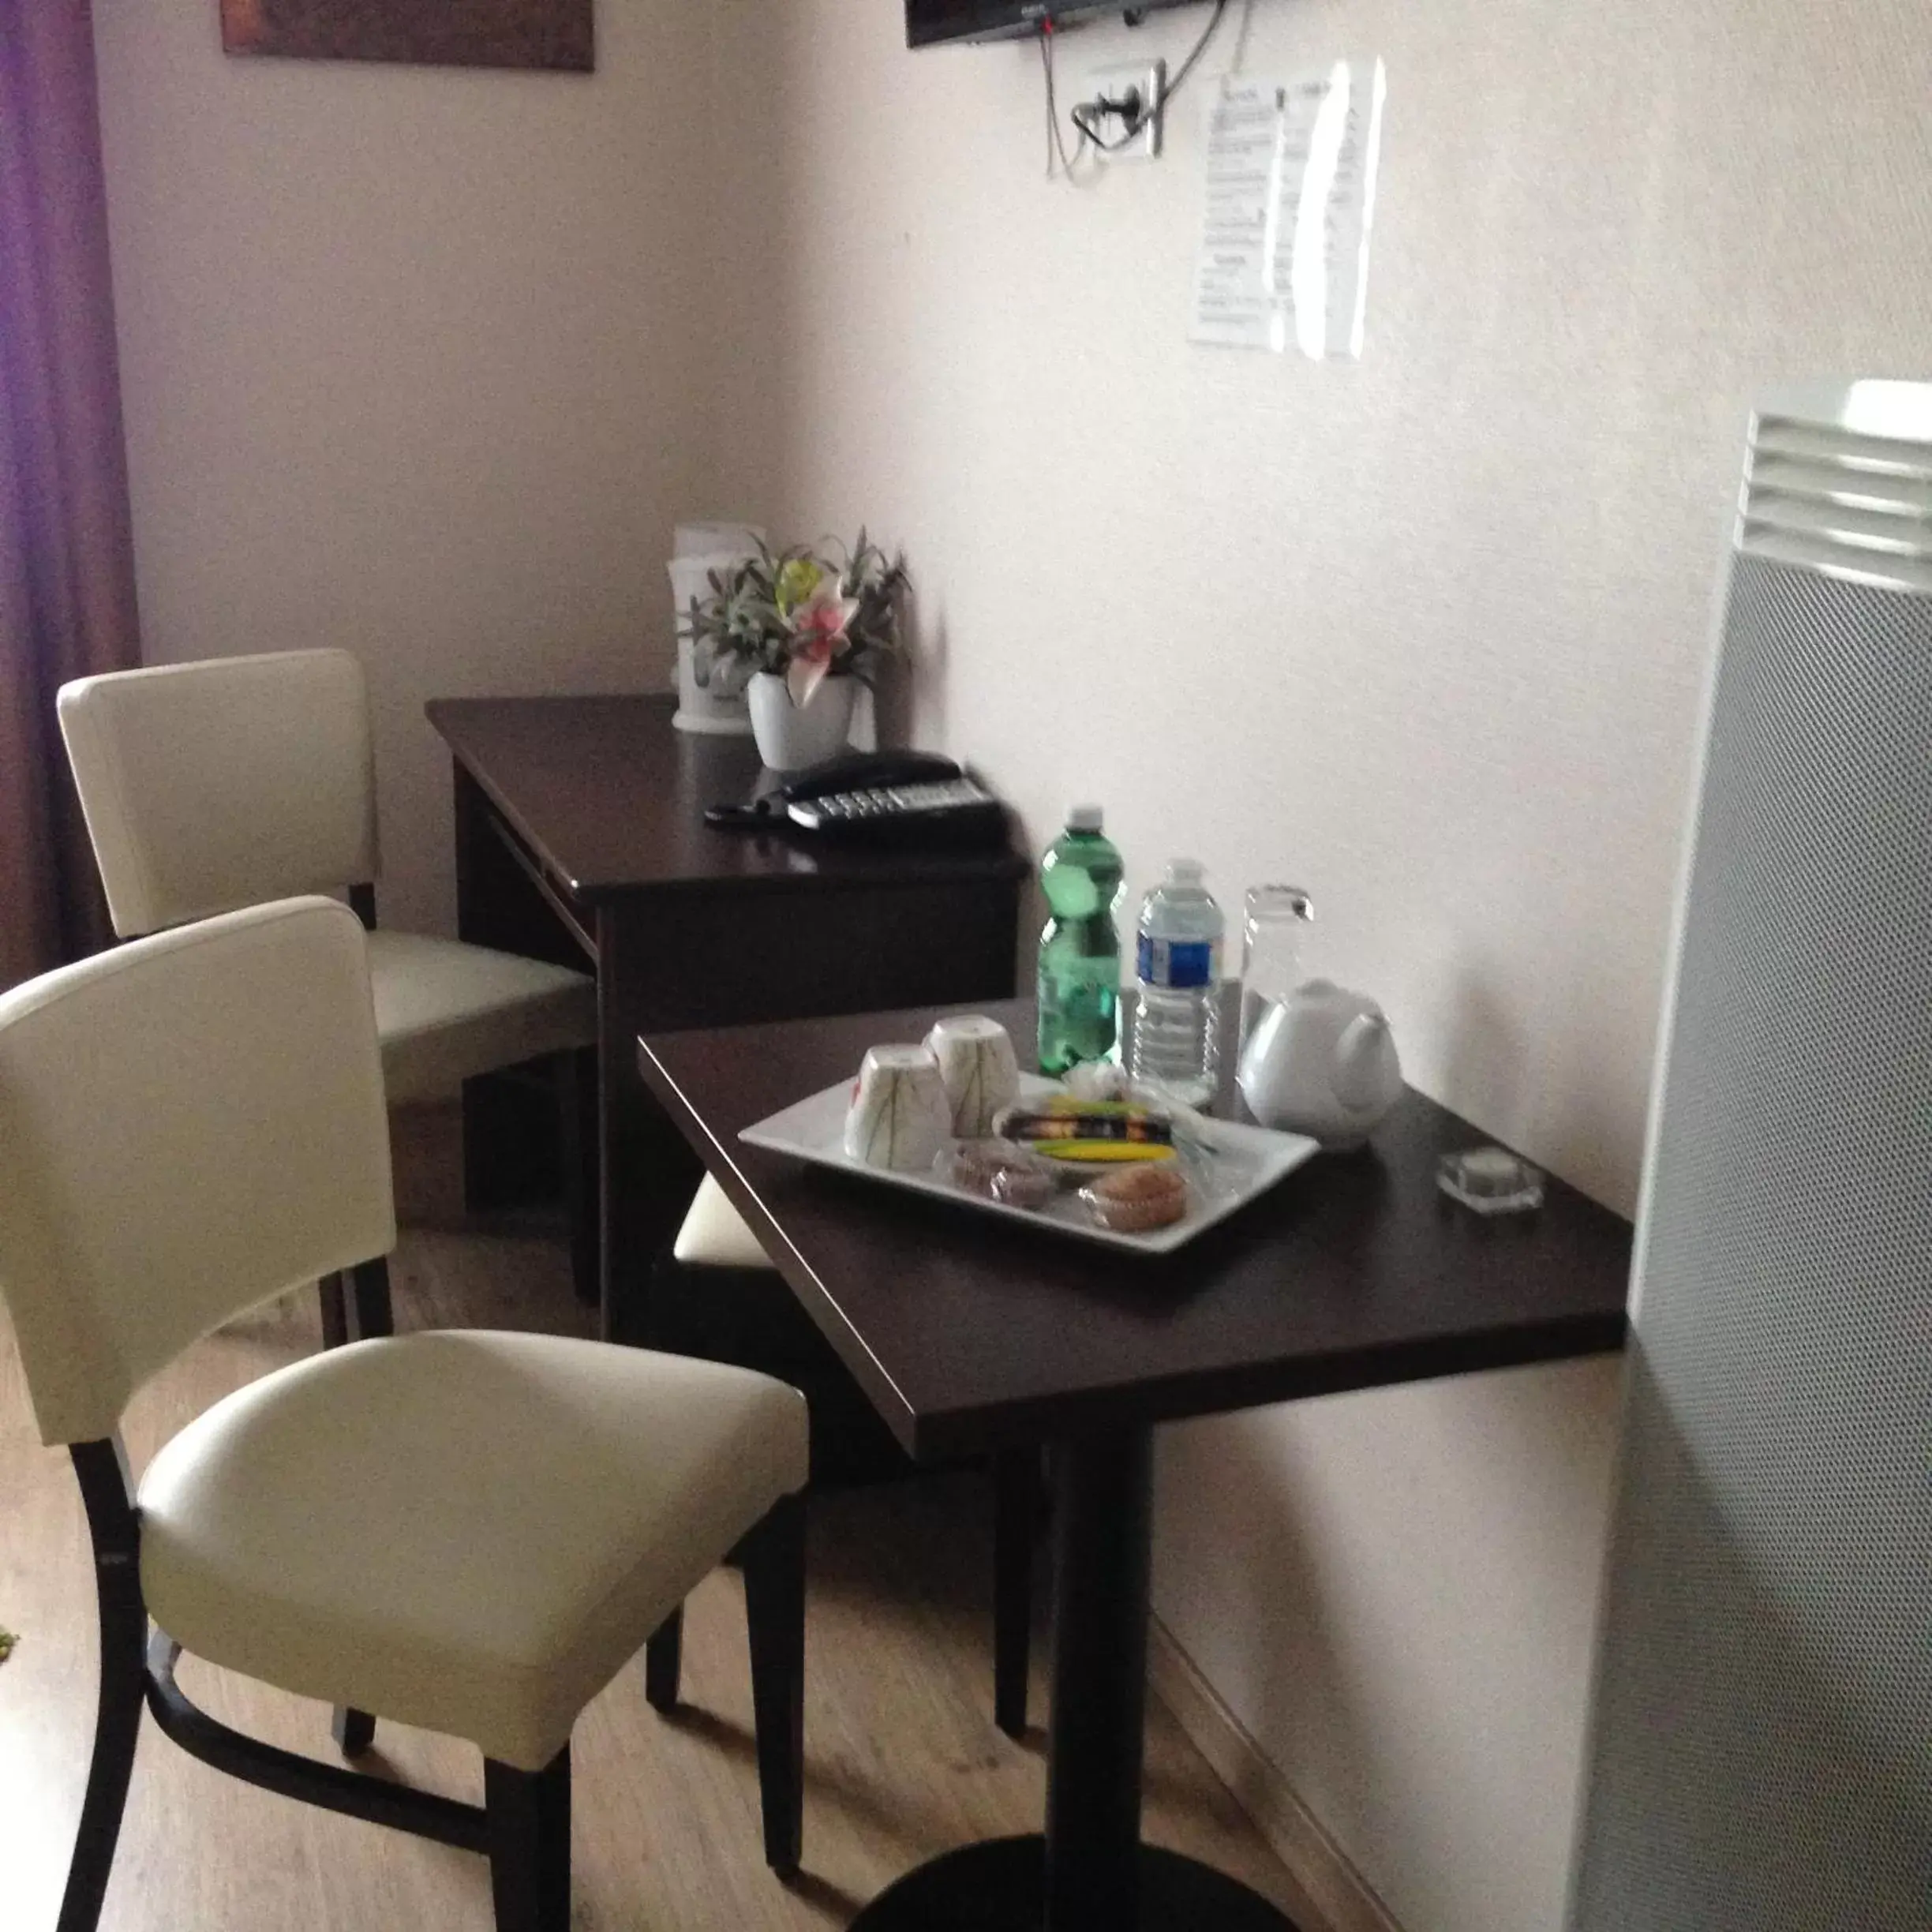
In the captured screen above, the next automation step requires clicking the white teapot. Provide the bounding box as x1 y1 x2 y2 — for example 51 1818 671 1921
1237 979 1403 1148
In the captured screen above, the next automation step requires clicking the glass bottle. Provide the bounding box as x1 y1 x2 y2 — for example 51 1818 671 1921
1239 885 1315 1051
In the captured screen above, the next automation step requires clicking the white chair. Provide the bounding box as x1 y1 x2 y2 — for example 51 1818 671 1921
671 1172 1039 1738
0 899 809 1932
56 649 601 1332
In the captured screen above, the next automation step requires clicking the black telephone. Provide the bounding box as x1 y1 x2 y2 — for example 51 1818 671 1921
706 750 1009 850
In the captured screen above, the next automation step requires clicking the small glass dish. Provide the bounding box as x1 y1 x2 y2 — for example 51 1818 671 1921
1437 1146 1544 1216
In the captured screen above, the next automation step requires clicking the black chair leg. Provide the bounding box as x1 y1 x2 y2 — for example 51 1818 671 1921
348 1255 395 1340
318 1273 350 1350
60 1446 147 1932
58 1587 144 1932
560 1047 600 1308
319 1256 390 1352
742 1492 806 1877
644 1606 683 1713
326 1256 391 1755
485 1747 571 1932
993 1447 1041 1739
331 1705 376 1757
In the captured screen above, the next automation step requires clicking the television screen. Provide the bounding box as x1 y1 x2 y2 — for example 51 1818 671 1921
907 2 1198 49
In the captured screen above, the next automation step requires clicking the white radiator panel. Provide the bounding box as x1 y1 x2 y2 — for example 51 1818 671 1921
1569 412 1932 1930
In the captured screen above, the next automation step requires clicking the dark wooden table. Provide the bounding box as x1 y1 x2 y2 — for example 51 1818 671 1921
638 998 1633 1931
426 695 1028 1339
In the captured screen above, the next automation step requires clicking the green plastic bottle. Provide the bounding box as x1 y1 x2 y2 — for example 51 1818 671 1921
1036 804 1124 1076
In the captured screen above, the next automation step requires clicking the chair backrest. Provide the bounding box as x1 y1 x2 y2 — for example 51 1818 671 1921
0 897 395 1447
58 650 380 937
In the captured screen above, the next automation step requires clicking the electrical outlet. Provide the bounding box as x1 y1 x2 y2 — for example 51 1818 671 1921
1073 58 1166 163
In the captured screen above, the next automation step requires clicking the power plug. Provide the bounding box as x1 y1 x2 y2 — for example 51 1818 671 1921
1072 58 1166 163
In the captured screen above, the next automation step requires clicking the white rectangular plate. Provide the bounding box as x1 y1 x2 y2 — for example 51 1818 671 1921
739 1073 1321 1255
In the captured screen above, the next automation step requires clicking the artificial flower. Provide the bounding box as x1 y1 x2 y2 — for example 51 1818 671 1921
680 532 906 704
785 575 859 707
774 556 826 618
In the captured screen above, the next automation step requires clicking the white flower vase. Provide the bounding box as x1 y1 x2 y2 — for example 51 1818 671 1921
748 672 858 772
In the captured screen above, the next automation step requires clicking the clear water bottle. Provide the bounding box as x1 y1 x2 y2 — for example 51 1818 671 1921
1129 859 1225 1106
1036 805 1124 1076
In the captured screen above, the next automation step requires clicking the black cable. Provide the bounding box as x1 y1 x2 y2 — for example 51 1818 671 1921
1039 23 1088 178
1160 0 1231 112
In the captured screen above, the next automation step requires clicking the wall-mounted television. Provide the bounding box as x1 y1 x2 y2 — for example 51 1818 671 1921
907 2 1199 49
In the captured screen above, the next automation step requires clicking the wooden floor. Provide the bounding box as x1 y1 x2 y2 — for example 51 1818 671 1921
0 1154 1315 1930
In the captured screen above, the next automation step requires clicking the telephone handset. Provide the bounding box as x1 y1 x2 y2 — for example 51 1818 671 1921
706 750 1009 849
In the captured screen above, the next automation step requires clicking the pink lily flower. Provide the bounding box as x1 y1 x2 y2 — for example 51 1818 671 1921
786 577 859 708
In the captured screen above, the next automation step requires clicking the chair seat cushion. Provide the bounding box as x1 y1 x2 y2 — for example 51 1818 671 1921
365 931 596 1104
673 1174 777 1270
138 1331 808 1770
660 1178 912 1488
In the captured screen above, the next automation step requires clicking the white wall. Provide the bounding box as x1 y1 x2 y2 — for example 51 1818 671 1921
751 3 1932 1928
91 0 764 931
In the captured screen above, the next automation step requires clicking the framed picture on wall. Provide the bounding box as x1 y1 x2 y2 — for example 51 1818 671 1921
220 0 594 73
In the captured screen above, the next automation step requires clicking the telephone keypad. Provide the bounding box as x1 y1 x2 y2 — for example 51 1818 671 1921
786 775 999 836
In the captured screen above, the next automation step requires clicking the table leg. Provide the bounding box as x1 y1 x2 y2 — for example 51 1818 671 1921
1043 1428 1153 1925
848 1427 1299 1931
993 1447 1043 1739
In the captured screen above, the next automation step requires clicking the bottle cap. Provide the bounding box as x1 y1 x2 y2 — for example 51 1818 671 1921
1166 858 1206 882
1066 804 1105 833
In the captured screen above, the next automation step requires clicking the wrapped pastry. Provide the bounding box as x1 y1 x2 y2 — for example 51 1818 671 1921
1081 1160 1189 1233
937 1140 1057 1211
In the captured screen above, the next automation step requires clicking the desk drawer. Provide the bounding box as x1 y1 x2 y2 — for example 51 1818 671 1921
605 877 1021 1032
454 766 596 968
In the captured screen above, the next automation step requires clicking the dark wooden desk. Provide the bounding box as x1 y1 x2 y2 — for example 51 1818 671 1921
638 998 1633 1931
426 695 1028 1339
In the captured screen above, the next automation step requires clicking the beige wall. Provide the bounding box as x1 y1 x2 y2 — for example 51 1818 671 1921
753 3 1932 1928
91 1 766 931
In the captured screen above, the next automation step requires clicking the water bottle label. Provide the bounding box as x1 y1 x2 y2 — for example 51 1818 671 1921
1138 934 1215 990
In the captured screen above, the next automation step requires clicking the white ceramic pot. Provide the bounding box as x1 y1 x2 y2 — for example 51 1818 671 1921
747 672 857 772
1236 979 1404 1148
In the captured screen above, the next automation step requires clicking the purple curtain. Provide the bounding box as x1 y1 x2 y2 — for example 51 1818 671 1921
0 0 140 989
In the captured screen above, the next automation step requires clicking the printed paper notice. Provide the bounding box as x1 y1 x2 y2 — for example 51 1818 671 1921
1190 59 1387 361
1189 78 1290 351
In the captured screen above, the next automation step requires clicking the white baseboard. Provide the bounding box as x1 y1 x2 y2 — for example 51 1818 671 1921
1148 1617 1406 1932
